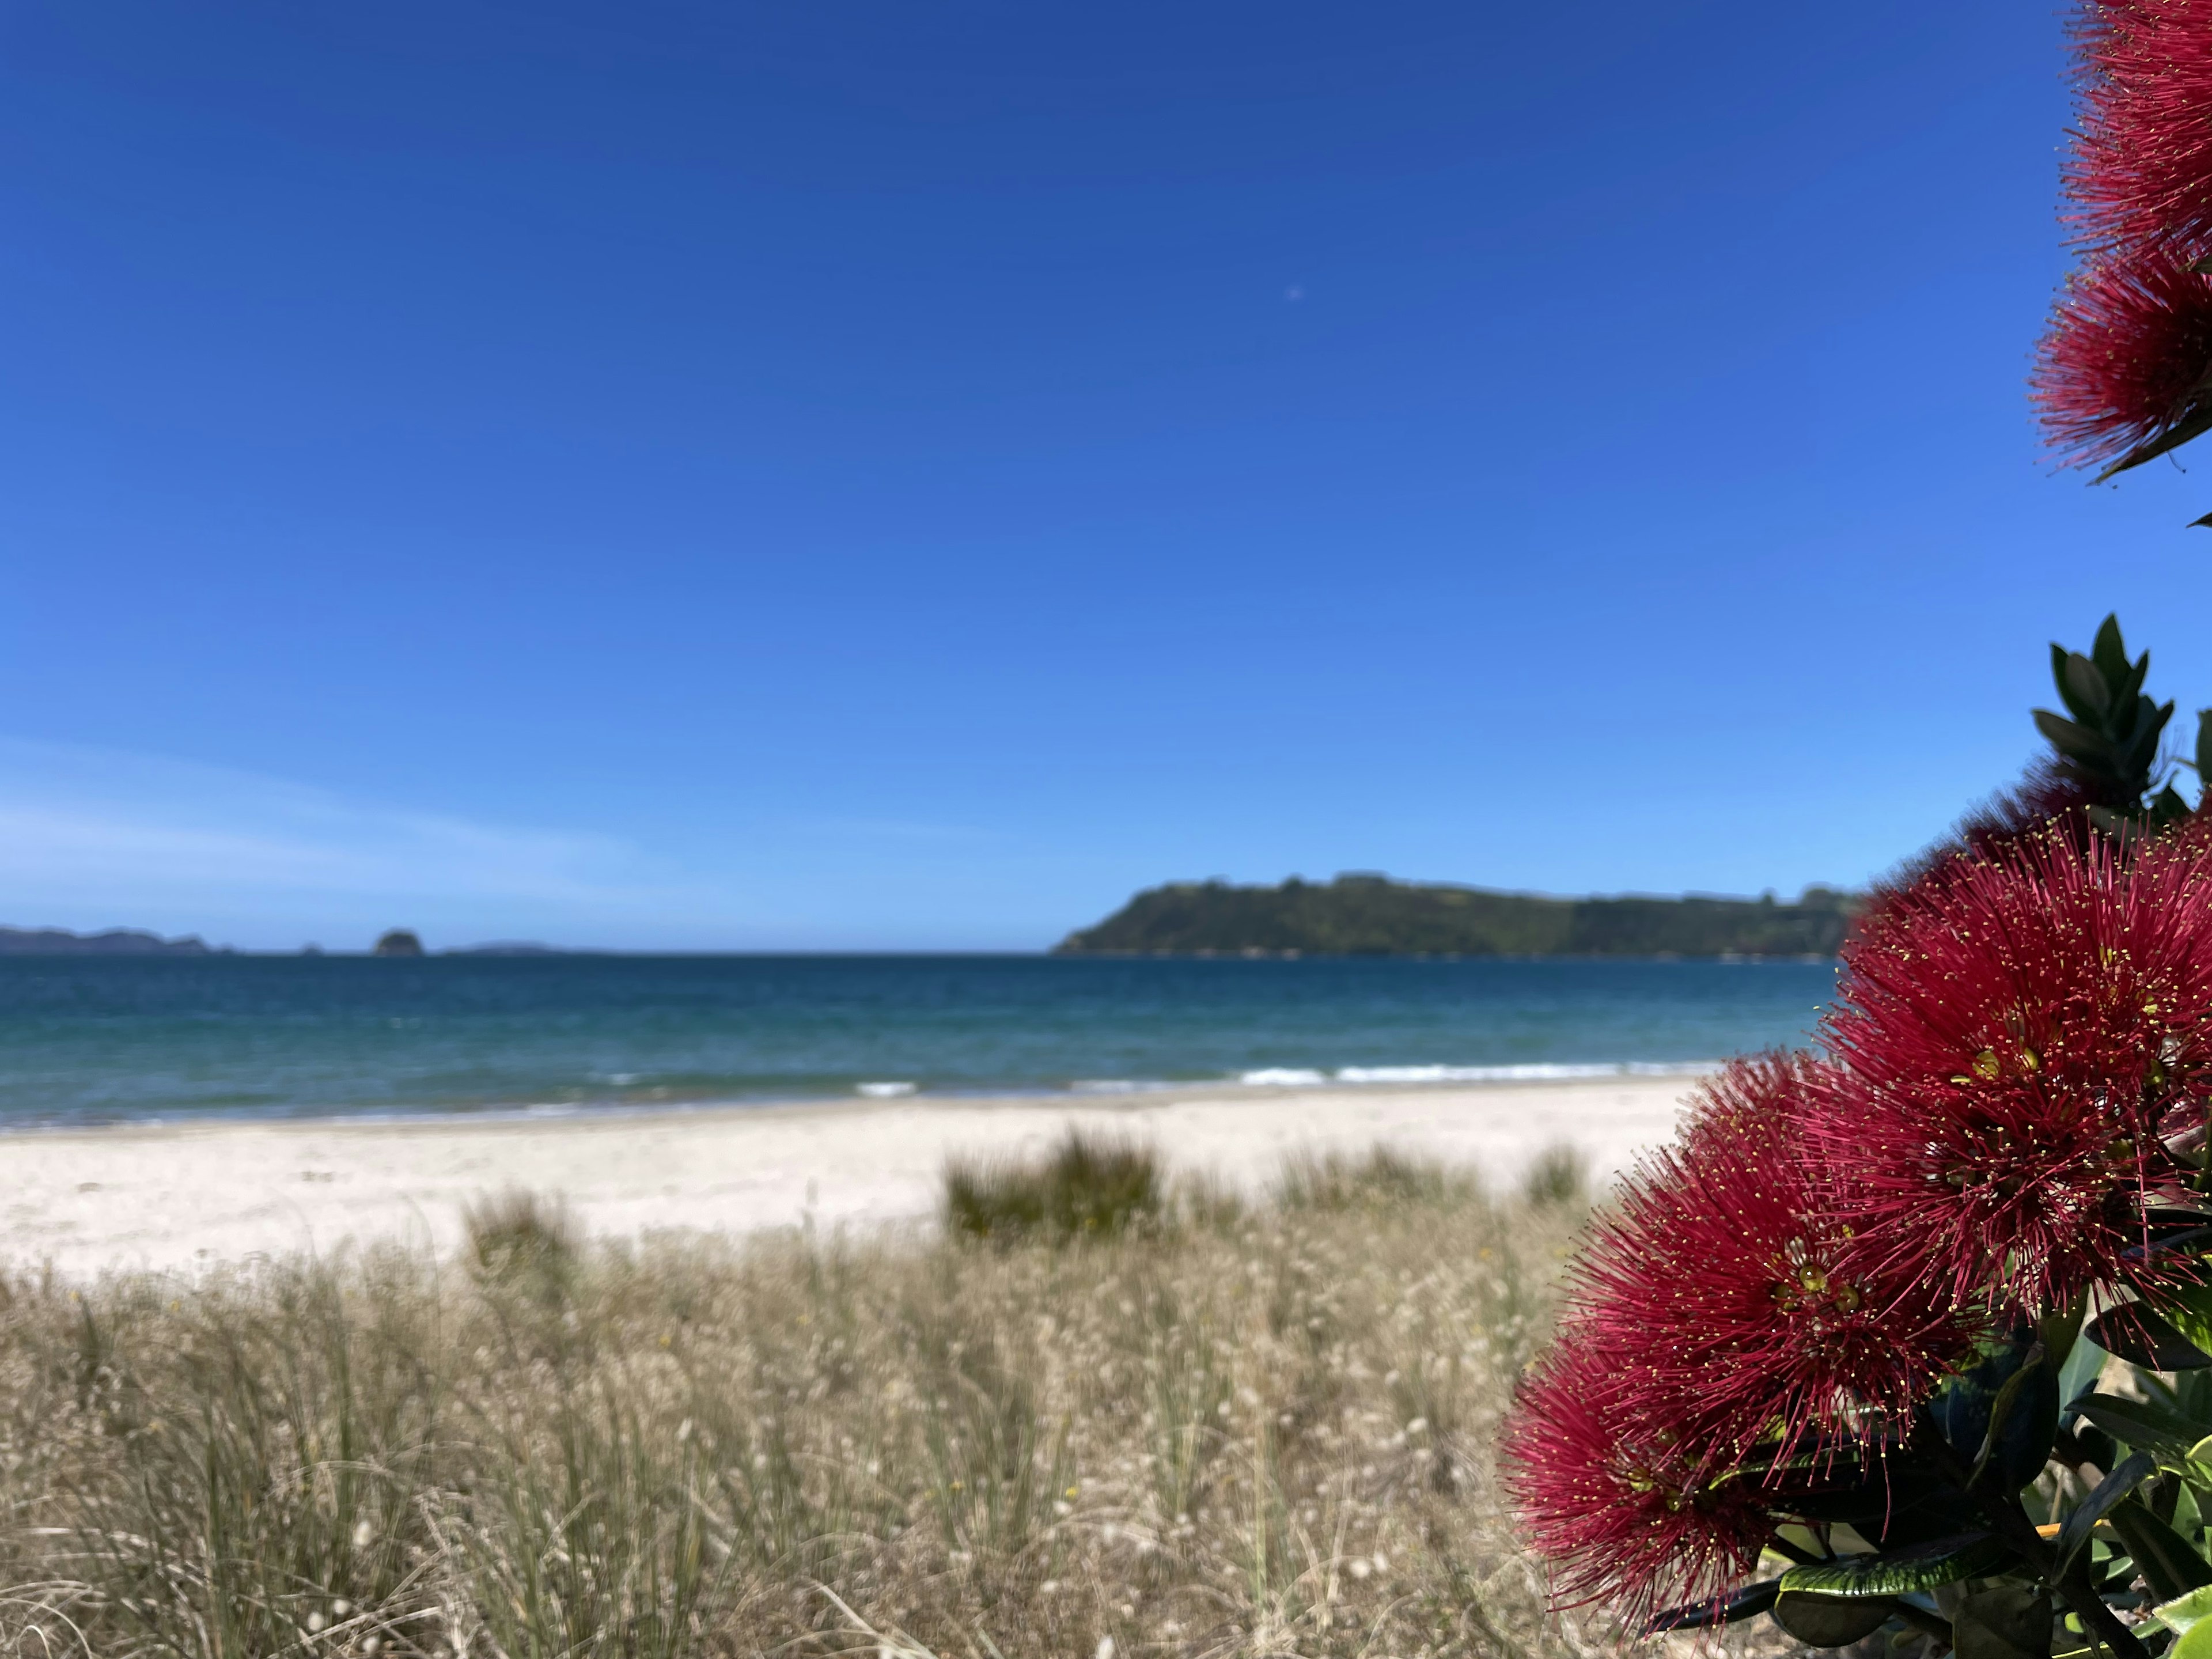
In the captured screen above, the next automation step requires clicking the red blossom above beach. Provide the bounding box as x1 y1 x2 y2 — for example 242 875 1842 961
1819 828 2212 1316
2065 0 2212 255
1502 1335 1770 1619
2038 1 2212 474
2033 242 2212 471
1570 1055 1978 1471
1508 616 2212 1643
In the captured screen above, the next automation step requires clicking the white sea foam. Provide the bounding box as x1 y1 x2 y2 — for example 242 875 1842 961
1332 1060 1718 1084
1224 1060 1724 1089
1070 1079 1154 1094
857 1081 918 1098
1334 1065 1503 1084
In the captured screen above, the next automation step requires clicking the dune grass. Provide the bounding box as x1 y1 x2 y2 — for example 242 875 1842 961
0 1146 1634 1659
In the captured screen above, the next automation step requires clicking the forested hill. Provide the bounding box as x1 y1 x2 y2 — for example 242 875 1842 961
1053 874 1861 958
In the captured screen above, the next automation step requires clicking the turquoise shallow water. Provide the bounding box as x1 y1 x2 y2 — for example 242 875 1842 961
0 955 1839 1125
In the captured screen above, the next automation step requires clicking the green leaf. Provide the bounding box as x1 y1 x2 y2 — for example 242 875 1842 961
2179 1618 2212 1659
2012 1369 2063 1493
1934 1332 2063 1494
2039 717 2115 770
2197 711 2212 798
2153 1585 2212 1636
2052 643 2082 717
2043 1304 2087 1378
1775 1460 1952 1527
2073 1392 2209 1457
2096 402 2212 481
2055 1450 2157 1577
2093 615 2130 689
2168 1285 2212 1354
2035 709 2115 766
2120 649 2154 711
2107 1497 2212 1601
1975 1345 2051 1488
1645 1578 1779 1633
2128 699 2177 783
1954 1585 2053 1659
2065 654 2114 721
2086 1304 2212 1370
2168 1283 2212 1362
1771 1590 1900 1648
1779 1533 2009 1596
2057 1330 2107 1410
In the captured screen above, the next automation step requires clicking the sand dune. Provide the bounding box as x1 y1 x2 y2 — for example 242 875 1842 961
0 1074 1699 1276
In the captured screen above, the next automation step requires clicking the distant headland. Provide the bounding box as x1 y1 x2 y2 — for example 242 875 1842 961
1053 873 1862 959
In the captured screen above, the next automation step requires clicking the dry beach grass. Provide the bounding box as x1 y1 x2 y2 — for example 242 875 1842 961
0 1144 1664 1659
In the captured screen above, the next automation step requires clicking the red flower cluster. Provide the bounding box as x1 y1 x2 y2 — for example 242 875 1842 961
1504 1057 1978 1614
1508 828 2212 1619
2065 0 2212 253
2032 243 2212 469
2036 1 2212 468
1504 1334 1770 1619
1580 1055 1976 1465
1821 828 2212 1315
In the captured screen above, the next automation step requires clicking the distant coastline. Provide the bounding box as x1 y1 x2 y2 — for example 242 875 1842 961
3 876 1864 961
1054 872 1862 959
0 927 215 957
0 928 592 957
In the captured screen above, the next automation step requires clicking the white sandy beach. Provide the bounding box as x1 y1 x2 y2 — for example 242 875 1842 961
0 1075 1701 1277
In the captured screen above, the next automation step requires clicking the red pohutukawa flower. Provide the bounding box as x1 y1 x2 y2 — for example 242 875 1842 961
1506 1059 1980 1616
1570 1056 1978 1471
2033 241 2212 469
1502 1333 1769 1619
2065 0 2212 253
1819 827 2212 1316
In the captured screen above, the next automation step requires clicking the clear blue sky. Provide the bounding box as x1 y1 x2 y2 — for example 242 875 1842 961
3 0 2207 951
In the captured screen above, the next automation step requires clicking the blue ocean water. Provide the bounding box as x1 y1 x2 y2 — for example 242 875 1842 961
0 955 1839 1126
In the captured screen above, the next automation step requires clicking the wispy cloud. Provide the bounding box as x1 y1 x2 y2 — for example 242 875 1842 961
0 738 1067 952
0 738 709 948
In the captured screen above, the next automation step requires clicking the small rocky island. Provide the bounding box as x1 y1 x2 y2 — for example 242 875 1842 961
1055 873 1861 958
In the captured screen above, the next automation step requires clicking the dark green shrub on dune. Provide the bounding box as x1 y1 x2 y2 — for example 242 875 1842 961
1518 1143 1588 1209
943 1128 1163 1241
464 1187 581 1303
